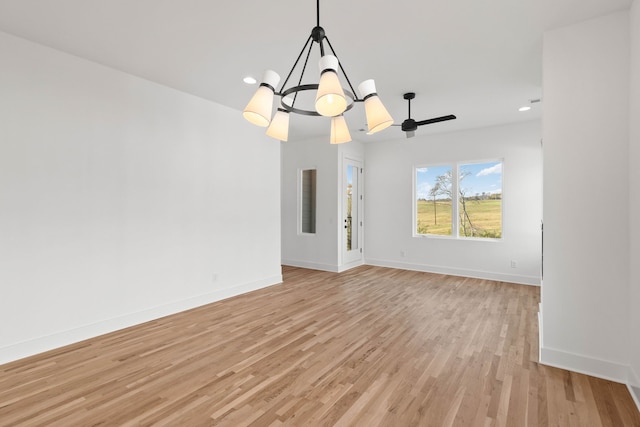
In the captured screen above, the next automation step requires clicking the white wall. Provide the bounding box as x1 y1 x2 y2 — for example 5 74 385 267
541 11 631 382
629 0 640 401
0 32 282 364
281 135 365 272
364 121 542 285
281 137 340 271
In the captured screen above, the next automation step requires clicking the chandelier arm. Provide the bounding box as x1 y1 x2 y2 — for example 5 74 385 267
278 35 314 93
324 36 359 101
290 37 315 108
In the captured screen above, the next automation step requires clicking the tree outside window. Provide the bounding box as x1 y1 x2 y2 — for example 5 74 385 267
415 165 453 236
415 161 502 239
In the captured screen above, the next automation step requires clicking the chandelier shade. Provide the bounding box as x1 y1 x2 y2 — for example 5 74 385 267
243 70 281 127
358 79 394 134
242 0 392 143
315 55 348 117
266 109 290 141
330 115 351 144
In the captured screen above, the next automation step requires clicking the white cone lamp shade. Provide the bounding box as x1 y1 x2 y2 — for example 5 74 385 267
266 109 290 141
315 55 347 117
330 115 351 144
243 70 281 127
358 79 393 134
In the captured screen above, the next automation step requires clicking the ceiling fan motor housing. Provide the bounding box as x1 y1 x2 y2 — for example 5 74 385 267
401 118 417 132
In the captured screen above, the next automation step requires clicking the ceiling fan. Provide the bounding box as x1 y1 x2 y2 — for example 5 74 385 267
394 92 456 138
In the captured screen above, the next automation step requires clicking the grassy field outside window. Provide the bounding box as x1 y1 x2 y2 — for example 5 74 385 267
415 161 502 239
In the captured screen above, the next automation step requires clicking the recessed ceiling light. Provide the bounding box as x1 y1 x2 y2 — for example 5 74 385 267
519 106 531 112
243 76 257 85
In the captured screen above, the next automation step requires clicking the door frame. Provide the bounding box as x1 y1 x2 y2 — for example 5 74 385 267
341 156 364 269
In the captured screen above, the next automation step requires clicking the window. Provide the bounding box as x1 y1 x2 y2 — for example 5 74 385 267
458 161 502 238
415 161 502 239
416 165 453 236
300 169 316 234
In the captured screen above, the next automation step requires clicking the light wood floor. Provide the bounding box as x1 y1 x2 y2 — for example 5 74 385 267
1 266 639 426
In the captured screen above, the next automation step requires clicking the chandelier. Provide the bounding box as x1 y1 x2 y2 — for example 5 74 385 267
242 0 393 144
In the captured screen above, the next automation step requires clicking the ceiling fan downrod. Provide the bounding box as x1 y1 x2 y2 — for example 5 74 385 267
402 92 417 132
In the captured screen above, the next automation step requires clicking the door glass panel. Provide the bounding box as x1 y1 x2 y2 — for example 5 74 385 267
346 165 358 251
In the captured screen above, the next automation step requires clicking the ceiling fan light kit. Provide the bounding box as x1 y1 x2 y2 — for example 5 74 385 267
242 0 393 144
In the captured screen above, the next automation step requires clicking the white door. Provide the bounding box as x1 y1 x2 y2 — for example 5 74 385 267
343 158 363 265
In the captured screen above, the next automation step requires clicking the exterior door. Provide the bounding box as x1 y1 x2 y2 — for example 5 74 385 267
343 158 363 265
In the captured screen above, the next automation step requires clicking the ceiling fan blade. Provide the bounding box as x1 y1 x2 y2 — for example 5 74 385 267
415 115 457 126
406 131 415 138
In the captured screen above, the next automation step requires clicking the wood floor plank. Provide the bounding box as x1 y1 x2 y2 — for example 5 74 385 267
1 265 639 426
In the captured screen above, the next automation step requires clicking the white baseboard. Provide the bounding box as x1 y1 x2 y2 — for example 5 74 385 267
283 258 540 285
630 364 640 388
541 346 640 411
0 274 282 366
282 259 340 273
281 258 366 273
337 259 365 273
629 384 640 413
629 366 640 412
538 305 543 363
365 258 540 286
539 346 630 384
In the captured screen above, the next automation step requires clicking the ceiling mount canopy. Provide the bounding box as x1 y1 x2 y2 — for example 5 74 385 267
243 0 393 143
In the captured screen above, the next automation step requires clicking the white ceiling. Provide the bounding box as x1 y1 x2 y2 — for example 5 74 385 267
0 0 632 142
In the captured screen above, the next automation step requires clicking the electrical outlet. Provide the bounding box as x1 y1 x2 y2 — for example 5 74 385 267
212 273 219 283
510 260 517 269
400 250 406 257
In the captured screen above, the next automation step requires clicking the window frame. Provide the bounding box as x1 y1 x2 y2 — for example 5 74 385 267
413 163 455 239
413 159 504 241
299 168 317 236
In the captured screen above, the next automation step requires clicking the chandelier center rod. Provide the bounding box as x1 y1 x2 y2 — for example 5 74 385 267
273 0 363 116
